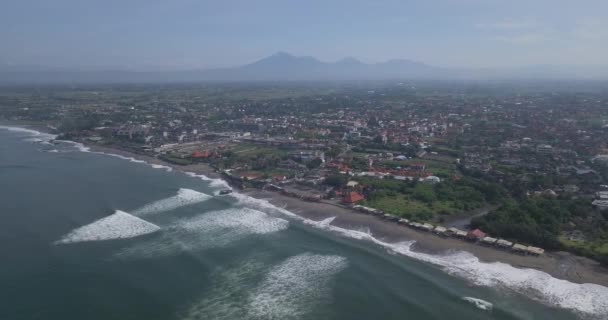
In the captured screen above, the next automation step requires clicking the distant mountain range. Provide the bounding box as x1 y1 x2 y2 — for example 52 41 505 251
1 52 607 84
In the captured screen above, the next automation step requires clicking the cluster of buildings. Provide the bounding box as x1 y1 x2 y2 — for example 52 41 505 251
352 205 545 256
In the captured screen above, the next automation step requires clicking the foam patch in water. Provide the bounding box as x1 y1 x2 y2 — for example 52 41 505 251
303 216 608 317
55 210 160 244
133 188 211 216
462 297 493 311
150 163 173 172
0 125 57 142
184 171 231 189
248 253 348 319
228 192 299 219
182 259 267 320
116 208 289 259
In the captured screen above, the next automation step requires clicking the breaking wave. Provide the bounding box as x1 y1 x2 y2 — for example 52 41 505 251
54 210 160 244
132 188 211 216
228 192 299 219
462 297 493 311
116 208 289 259
182 260 267 320
248 253 348 320
184 172 231 189
303 216 608 317
0 125 57 142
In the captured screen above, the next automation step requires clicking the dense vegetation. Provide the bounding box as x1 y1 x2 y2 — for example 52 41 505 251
472 198 608 264
356 176 506 222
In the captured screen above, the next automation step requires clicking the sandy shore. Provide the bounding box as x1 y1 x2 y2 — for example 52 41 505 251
4 122 603 288
81 141 608 287
244 189 608 287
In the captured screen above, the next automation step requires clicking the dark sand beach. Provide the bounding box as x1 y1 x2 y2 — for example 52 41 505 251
75 140 608 288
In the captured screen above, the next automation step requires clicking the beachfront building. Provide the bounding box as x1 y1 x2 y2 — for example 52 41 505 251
512 243 528 254
526 246 545 256
420 223 434 232
496 239 513 248
467 229 486 241
342 191 365 204
481 237 497 245
434 226 447 235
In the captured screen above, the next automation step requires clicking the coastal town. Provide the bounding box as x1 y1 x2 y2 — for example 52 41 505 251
1 82 608 264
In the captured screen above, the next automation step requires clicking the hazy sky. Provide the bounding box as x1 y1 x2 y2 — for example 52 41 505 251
2 0 607 70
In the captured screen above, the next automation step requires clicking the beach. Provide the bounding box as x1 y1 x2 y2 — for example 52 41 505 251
78 139 608 288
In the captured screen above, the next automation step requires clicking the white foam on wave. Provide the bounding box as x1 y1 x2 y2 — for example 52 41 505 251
303 216 608 317
150 163 173 172
58 140 91 152
117 207 289 259
132 188 212 216
182 259 267 320
101 152 146 163
248 253 348 319
228 192 299 219
54 210 160 244
184 171 231 189
462 297 493 311
0 125 57 142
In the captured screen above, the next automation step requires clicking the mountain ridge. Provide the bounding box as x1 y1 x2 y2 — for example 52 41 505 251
1 52 607 84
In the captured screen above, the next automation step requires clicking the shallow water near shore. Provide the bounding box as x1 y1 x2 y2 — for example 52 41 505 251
1 127 606 320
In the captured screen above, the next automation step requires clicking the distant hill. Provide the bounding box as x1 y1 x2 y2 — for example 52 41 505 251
1 52 607 84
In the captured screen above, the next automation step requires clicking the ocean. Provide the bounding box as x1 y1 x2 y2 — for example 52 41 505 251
1 126 606 320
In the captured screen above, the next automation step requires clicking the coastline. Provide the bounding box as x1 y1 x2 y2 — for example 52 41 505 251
76 140 608 288
2 123 607 288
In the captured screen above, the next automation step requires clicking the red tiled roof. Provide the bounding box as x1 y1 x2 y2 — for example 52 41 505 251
342 191 364 204
467 229 486 239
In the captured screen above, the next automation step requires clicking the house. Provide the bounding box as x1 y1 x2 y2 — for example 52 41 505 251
496 239 513 248
592 200 608 209
481 237 497 245
467 228 486 241
423 176 441 184
434 226 447 235
342 191 365 204
192 150 211 159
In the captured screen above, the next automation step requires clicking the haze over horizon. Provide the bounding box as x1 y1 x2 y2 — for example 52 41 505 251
2 0 608 72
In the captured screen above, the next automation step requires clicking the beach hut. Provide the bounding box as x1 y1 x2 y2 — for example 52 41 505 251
481 237 497 245
446 227 461 236
526 246 545 256
496 239 513 248
511 243 528 254
434 226 447 235
383 214 400 222
456 230 468 238
466 229 486 241
421 223 434 232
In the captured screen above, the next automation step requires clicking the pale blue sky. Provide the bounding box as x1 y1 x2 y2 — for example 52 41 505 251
2 0 607 69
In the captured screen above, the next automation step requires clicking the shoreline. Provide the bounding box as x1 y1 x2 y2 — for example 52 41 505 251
76 140 608 288
2 123 607 288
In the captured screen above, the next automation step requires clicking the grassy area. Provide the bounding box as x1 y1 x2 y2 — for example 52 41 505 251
379 158 457 177
560 237 608 254
362 195 464 222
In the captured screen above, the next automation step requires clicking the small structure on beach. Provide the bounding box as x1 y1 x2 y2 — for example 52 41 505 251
496 239 513 248
526 246 545 256
511 243 528 253
481 236 497 245
434 226 447 235
420 223 434 232
342 191 365 204
467 229 486 241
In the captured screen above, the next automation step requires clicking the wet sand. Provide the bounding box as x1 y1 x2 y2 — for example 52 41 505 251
66 139 608 287
244 189 608 287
